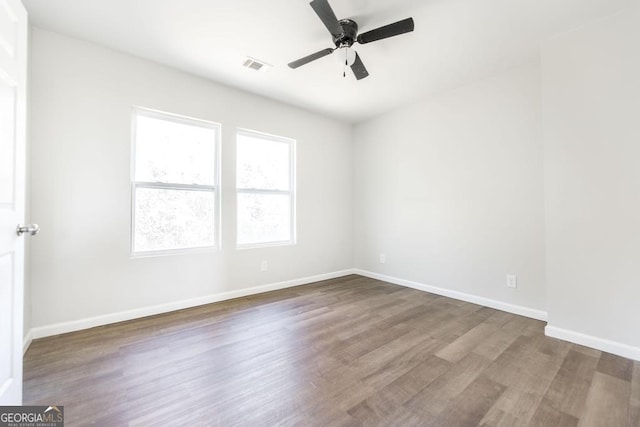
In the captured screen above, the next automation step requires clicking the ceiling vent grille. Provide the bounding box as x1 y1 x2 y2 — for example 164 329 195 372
242 57 272 72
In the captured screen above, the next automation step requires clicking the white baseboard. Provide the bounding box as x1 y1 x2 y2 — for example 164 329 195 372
23 269 640 363
354 269 548 322
26 269 356 342
545 325 640 362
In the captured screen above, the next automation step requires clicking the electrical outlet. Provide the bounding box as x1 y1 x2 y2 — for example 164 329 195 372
506 274 517 289
261 261 268 272
379 254 386 264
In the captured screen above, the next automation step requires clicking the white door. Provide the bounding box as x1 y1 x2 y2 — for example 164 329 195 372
0 0 27 405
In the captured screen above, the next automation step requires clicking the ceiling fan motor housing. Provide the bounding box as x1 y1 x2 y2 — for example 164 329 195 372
333 19 358 47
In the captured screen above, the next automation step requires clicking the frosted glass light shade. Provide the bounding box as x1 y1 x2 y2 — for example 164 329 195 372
334 47 357 66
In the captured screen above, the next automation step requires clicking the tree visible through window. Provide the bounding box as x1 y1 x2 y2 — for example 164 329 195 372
236 129 295 247
132 108 219 254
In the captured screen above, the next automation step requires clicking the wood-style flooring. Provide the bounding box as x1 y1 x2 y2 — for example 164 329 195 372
24 275 640 426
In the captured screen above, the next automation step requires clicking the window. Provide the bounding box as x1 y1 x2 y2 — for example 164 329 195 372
131 108 219 255
236 129 295 247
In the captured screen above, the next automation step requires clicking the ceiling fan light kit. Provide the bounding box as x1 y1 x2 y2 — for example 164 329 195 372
334 47 356 67
288 0 415 80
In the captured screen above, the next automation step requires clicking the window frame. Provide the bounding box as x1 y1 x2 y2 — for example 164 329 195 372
130 107 221 258
236 128 296 249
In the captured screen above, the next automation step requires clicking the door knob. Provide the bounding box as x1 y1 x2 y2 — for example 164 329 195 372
16 224 40 236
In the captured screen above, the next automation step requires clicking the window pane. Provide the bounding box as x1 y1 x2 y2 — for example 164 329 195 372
134 187 215 252
135 114 216 185
237 193 291 245
237 133 290 190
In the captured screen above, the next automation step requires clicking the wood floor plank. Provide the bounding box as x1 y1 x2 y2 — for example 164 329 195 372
436 322 499 363
357 334 448 391
376 407 426 427
482 336 566 424
486 373 560 424
596 352 634 381
479 408 520 426
482 335 541 386
535 335 573 360
347 355 450 424
430 375 506 426
538 348 599 418
528 399 579 427
472 316 530 361
22 275 639 426
631 362 640 426
429 305 496 342
403 352 493 417
578 372 630 427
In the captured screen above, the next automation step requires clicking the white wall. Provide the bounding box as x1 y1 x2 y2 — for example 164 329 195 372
354 63 546 314
542 3 640 350
28 28 353 330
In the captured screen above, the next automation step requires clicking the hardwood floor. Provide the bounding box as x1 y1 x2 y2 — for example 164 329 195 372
23 275 640 426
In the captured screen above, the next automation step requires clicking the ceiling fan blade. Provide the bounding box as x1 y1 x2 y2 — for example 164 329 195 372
309 0 343 37
350 52 369 80
288 48 335 69
356 17 415 45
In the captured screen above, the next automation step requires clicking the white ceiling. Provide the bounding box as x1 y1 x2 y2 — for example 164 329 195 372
23 0 630 123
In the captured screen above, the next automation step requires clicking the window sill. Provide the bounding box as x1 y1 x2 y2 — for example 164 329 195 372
130 245 218 259
236 240 296 251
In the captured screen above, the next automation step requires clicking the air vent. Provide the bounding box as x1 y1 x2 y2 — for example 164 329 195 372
242 57 272 72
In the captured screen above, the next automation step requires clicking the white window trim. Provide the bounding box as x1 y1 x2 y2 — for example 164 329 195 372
236 128 296 249
130 107 221 258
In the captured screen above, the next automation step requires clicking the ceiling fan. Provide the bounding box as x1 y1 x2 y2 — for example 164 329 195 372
288 0 415 80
